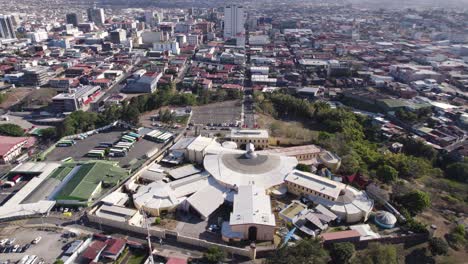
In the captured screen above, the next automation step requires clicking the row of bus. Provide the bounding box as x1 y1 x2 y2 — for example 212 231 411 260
84 132 142 159
144 129 173 143
108 132 142 157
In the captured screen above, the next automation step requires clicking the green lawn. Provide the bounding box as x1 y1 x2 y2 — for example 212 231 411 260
127 250 147 264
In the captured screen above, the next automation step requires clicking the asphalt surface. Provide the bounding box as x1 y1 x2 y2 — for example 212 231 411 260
243 96 256 128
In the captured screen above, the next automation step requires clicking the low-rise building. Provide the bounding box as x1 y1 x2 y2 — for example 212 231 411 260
230 129 269 149
51 85 101 112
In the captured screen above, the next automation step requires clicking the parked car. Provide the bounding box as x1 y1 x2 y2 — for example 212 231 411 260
32 237 41 244
12 244 19 253
208 224 220 232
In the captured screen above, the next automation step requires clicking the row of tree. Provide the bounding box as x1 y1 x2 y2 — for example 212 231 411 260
57 84 242 138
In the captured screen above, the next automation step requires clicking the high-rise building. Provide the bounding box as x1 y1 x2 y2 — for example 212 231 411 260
110 29 126 44
145 11 154 27
66 13 82 27
87 7 105 26
223 5 244 39
0 15 16 39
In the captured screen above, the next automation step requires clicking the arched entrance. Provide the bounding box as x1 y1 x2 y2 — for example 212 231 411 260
248 226 257 241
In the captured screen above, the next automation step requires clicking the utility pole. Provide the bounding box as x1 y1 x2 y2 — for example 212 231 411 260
140 209 154 264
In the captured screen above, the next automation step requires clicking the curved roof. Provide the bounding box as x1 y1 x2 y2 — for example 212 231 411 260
204 147 298 189
374 211 397 227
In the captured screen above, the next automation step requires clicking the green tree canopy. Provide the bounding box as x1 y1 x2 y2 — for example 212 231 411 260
296 163 312 173
376 165 398 183
395 190 431 215
429 237 449 256
266 238 329 264
203 246 226 263
0 123 25 137
351 243 398 264
330 242 355 264
445 162 468 183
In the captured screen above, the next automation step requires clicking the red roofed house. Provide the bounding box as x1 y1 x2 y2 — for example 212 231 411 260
0 136 35 164
166 257 188 264
319 230 361 244
82 240 107 263
102 238 126 260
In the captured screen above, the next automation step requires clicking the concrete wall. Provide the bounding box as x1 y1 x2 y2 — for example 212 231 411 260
177 234 255 259
231 224 275 241
87 213 257 259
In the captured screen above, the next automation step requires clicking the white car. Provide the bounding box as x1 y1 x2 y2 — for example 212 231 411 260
6 238 15 245
32 236 42 244
12 244 19 252
0 238 8 246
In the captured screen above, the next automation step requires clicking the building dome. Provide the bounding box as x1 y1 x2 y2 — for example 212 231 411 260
374 211 397 229
204 144 298 189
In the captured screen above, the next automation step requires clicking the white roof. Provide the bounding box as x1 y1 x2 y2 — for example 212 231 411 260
229 185 275 226
168 164 201 179
258 144 321 157
350 224 381 241
133 172 211 211
187 136 219 152
285 170 345 200
4 162 61 206
186 177 228 219
0 200 56 221
101 191 129 206
95 204 137 222
204 148 297 189
230 129 269 139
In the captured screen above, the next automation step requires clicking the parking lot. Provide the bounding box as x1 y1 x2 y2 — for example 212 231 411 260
190 100 242 126
0 228 68 263
46 129 163 167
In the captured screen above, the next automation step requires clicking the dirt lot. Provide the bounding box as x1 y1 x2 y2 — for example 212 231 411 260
257 113 318 146
190 100 242 126
0 88 34 110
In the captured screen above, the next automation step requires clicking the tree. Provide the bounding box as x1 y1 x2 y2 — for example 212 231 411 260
154 217 161 225
296 164 311 173
351 243 397 264
266 238 329 264
445 162 468 183
41 127 57 141
0 123 25 137
204 246 225 263
429 237 449 256
395 190 431 215
376 165 398 183
399 137 437 161
339 152 362 175
53 260 64 264
330 242 355 264
447 224 466 249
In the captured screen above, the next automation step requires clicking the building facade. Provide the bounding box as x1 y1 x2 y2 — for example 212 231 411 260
223 5 244 39
0 15 16 39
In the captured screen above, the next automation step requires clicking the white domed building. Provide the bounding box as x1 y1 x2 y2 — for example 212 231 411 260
374 211 397 229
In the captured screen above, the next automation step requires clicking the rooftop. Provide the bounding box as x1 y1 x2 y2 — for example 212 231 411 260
230 185 275 226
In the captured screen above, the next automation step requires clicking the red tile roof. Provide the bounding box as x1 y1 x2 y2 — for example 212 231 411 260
0 136 30 156
166 257 188 264
319 230 360 242
104 238 126 255
82 240 106 261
